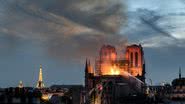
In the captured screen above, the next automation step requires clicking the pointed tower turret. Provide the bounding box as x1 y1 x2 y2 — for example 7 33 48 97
85 59 94 92
179 67 182 79
36 64 45 89
85 59 89 90
85 59 88 74
141 58 146 83
88 60 94 74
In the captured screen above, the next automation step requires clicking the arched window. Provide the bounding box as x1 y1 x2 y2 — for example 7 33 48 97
130 52 133 67
135 52 138 67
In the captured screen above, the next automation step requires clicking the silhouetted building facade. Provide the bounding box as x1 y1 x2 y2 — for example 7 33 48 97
170 68 185 100
50 85 83 104
0 87 42 104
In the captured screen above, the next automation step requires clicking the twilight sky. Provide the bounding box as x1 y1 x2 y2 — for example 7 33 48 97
0 0 185 87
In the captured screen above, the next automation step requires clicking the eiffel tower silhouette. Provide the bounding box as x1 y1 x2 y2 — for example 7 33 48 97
36 64 45 89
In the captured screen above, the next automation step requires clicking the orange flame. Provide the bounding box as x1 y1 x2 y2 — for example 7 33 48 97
110 66 120 75
100 64 121 75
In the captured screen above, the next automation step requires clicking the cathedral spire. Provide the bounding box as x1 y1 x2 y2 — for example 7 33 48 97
179 67 181 79
85 59 88 73
36 64 45 89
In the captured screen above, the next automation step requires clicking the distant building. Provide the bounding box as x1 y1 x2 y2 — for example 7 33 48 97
170 68 185 100
0 87 42 104
18 81 24 88
50 85 83 104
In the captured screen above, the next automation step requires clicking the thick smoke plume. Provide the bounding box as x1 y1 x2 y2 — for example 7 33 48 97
0 0 127 62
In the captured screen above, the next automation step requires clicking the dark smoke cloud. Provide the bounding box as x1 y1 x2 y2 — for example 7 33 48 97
138 9 177 40
47 33 127 62
17 0 126 33
0 0 127 62
122 8 182 48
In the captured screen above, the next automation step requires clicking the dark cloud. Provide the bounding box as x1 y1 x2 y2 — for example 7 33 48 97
46 33 127 63
138 9 176 40
15 0 126 33
0 0 127 62
122 8 184 47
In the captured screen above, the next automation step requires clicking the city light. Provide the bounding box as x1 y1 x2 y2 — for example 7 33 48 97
41 94 49 101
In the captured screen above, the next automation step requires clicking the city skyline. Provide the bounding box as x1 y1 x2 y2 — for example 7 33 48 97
0 0 185 87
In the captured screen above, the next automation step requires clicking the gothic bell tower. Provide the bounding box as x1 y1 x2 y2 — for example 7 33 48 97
125 44 145 82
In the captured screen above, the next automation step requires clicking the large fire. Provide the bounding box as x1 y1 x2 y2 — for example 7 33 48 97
110 66 120 75
100 63 121 75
